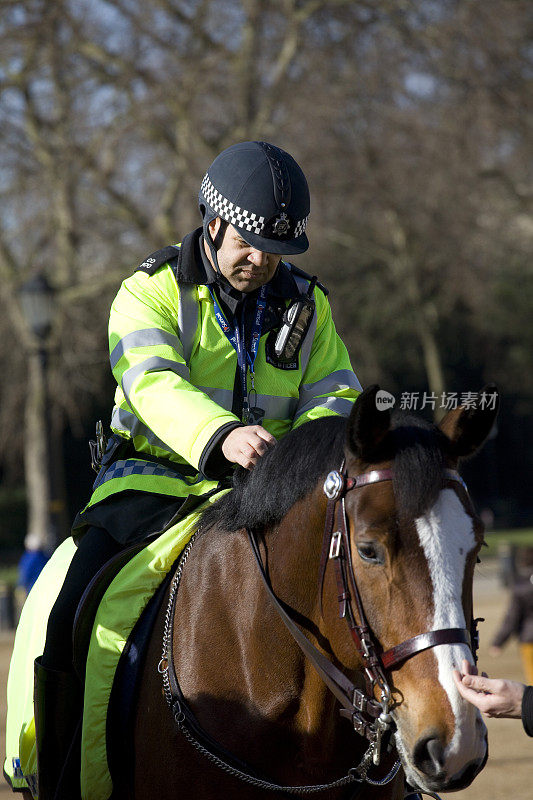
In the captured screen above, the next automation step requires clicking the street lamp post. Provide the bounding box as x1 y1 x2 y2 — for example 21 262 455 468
19 274 56 344
19 274 64 569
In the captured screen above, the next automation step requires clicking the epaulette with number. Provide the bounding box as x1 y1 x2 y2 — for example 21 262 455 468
135 245 181 276
285 262 328 296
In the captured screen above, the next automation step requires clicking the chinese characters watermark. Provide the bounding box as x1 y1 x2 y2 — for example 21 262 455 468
374 390 498 411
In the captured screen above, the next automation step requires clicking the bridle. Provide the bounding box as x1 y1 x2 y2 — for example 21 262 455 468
312 465 480 765
158 463 480 796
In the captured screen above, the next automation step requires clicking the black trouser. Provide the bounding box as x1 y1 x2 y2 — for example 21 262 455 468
41 527 122 671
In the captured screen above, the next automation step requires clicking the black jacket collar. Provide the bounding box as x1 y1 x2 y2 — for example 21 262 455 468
176 227 303 307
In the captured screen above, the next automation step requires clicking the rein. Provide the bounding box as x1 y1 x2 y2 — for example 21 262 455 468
158 464 477 796
158 531 400 794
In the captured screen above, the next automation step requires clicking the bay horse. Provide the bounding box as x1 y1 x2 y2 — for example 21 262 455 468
131 385 496 799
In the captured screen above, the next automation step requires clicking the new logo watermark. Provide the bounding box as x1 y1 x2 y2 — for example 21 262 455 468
375 390 396 409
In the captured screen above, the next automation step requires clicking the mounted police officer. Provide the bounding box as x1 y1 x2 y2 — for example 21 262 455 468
34 141 362 799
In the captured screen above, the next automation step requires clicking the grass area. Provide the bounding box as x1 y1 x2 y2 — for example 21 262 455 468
0 529 531 586
0 566 18 587
483 528 533 558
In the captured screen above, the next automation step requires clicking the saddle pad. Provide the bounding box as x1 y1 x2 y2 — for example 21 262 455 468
4 537 78 795
3 490 228 799
106 568 174 791
80 490 229 800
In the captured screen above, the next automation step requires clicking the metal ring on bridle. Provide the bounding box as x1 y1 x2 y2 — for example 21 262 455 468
323 470 343 500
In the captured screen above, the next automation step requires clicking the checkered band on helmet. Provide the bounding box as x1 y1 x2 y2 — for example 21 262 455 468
201 174 265 234
294 216 309 237
201 173 308 239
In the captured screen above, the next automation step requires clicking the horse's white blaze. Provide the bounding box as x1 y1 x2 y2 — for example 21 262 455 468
414 488 486 777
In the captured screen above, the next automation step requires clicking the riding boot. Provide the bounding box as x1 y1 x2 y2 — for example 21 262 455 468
34 657 83 800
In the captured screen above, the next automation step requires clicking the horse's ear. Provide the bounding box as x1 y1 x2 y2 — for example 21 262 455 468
439 384 499 459
347 385 391 460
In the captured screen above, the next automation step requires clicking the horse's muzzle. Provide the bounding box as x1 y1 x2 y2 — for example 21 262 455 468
400 728 488 793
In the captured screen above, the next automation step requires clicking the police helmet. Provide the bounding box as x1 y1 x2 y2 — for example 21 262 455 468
199 141 310 255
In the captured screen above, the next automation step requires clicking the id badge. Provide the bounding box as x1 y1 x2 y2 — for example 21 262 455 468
244 405 265 426
243 387 265 426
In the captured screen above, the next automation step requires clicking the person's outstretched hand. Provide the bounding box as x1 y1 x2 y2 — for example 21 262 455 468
453 658 525 718
222 425 276 470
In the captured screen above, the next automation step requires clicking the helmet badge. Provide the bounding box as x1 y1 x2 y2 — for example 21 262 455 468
273 211 290 236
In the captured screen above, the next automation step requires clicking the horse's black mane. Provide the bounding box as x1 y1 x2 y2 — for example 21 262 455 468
201 416 346 533
201 410 447 533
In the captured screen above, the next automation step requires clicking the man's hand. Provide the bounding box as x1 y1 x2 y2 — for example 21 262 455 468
222 425 276 470
452 658 525 718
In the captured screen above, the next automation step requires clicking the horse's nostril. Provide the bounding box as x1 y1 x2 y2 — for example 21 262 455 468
413 735 445 778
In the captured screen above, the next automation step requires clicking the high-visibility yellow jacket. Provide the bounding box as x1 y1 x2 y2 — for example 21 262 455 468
83 229 361 513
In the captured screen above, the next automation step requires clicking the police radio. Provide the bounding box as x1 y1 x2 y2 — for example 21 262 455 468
274 277 317 363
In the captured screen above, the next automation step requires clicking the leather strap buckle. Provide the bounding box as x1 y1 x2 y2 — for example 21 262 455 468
329 531 342 559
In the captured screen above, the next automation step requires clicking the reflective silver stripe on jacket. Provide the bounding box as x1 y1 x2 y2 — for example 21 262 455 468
197 386 298 419
298 370 362 409
289 270 317 375
177 284 198 364
293 396 355 421
121 357 190 400
110 407 174 453
290 272 310 294
299 309 318 375
110 329 183 370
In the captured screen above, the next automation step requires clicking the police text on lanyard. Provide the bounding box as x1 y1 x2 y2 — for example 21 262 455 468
209 285 267 425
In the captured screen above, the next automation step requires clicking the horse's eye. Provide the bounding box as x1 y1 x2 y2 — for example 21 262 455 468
356 542 382 564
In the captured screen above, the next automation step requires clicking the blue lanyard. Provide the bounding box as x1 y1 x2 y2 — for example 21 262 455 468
208 284 267 418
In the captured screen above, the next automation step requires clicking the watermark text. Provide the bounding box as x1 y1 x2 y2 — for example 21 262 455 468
374 390 497 411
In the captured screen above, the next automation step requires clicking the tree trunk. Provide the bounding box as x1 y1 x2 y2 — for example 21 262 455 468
24 349 54 552
415 311 447 421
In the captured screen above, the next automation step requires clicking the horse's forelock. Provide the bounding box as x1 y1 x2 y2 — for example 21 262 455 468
390 412 446 521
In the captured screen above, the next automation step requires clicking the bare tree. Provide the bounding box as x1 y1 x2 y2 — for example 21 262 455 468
0 0 531 542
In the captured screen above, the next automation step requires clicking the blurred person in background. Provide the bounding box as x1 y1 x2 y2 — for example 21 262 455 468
490 546 533 684
17 533 49 595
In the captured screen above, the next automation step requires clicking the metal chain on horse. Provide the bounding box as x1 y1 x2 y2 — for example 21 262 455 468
158 529 201 706
172 719 396 795
158 528 402 794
